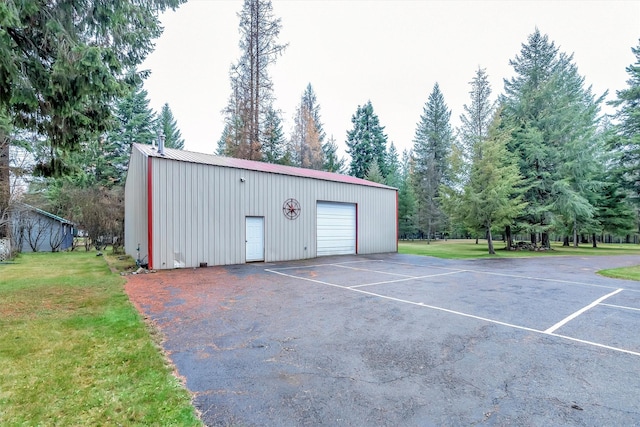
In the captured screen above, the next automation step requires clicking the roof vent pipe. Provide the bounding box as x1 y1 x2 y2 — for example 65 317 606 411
158 131 165 156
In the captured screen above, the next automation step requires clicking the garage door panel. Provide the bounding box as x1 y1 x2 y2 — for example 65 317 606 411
317 202 355 256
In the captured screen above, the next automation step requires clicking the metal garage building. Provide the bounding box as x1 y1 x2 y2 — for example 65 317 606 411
124 143 397 270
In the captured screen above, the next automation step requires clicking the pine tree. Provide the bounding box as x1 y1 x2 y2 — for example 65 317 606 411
346 101 388 179
157 103 184 149
412 83 454 241
385 143 402 188
459 67 495 168
364 161 385 184
398 149 418 238
609 39 640 214
290 84 324 169
502 29 603 248
461 112 526 254
0 0 184 237
221 0 287 160
262 107 287 163
101 82 156 187
322 135 346 173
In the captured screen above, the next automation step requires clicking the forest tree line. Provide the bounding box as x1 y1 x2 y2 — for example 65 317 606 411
214 1 640 253
0 0 638 254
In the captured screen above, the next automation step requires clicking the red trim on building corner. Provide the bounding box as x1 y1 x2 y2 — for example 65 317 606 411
396 190 399 252
355 203 359 254
147 156 153 269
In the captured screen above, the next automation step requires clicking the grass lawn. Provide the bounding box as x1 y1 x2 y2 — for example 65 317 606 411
399 239 640 281
0 251 202 426
399 239 640 259
599 265 640 281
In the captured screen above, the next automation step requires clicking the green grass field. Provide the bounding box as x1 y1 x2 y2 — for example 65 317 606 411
0 251 202 426
399 239 640 281
399 239 640 259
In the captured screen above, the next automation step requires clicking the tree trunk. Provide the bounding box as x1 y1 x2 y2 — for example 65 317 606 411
562 236 569 247
530 233 537 246
542 232 550 249
505 225 512 250
487 225 495 255
592 233 597 248
573 217 578 248
0 132 9 239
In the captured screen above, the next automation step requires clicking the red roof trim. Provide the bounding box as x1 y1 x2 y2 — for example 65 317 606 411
133 143 395 190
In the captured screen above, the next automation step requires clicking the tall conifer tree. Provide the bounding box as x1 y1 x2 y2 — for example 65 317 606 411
157 103 184 149
262 107 287 164
459 67 495 168
502 29 603 248
609 39 640 228
322 135 346 173
412 83 454 241
346 101 388 179
221 0 287 160
102 82 156 186
290 84 324 169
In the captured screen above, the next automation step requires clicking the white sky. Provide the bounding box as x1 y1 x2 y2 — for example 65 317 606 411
141 0 640 157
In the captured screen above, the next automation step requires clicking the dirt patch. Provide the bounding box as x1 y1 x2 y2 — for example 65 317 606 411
125 267 255 321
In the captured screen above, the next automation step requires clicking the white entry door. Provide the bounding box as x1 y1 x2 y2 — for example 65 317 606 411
245 217 264 262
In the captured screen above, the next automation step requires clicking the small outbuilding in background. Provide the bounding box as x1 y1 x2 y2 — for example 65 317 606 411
124 143 397 270
12 203 75 253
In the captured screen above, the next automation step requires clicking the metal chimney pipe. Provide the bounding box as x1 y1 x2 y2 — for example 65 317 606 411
158 131 165 156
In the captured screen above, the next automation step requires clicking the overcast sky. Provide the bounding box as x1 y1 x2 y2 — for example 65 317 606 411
141 0 640 158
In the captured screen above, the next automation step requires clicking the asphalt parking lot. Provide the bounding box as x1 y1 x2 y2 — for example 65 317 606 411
125 253 640 426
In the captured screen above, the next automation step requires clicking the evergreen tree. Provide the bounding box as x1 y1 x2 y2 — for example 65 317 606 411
364 161 385 184
459 67 496 169
301 83 326 142
594 119 638 243
290 84 324 169
101 82 156 187
609 39 640 215
0 0 184 237
262 107 287 163
461 112 526 254
346 101 388 179
216 125 231 156
385 143 402 188
502 29 603 248
322 135 346 173
412 83 454 241
157 103 184 149
398 149 418 238
221 0 287 160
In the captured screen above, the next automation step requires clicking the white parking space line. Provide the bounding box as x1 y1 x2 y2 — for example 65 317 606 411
600 303 640 313
384 261 631 292
350 271 466 288
265 268 349 290
548 332 640 357
332 263 416 278
266 263 640 357
268 260 383 271
544 288 624 334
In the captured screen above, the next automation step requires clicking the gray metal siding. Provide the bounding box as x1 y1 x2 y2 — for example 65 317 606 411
146 157 397 269
124 148 149 264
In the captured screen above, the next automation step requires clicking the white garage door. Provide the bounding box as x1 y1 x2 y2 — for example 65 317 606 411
317 202 356 256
